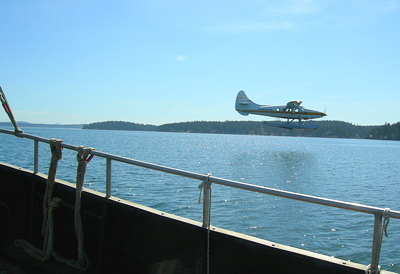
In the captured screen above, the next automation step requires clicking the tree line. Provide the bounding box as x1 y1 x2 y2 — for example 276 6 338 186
83 121 156 131
365 122 400 140
82 120 400 140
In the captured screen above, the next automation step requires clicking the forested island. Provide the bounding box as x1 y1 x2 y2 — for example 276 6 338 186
82 121 156 131
82 120 400 140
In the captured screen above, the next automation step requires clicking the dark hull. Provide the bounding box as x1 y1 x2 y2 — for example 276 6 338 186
0 162 373 273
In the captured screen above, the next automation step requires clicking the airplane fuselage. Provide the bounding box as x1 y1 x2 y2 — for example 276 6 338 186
235 90 326 120
241 105 325 120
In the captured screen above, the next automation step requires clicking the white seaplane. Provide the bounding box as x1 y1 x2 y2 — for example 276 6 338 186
235 90 326 130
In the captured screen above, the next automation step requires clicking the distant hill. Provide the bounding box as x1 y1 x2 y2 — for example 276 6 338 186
3 120 398 140
365 122 400 140
0 121 83 129
81 120 381 139
83 121 157 131
157 120 378 139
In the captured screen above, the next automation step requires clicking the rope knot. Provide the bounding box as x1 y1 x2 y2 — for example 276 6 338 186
49 197 62 208
74 146 93 270
197 174 211 204
76 146 95 164
50 138 63 160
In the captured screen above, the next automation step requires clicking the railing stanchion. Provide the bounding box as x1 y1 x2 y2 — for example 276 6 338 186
34 140 39 174
202 178 211 228
106 158 112 198
369 214 384 274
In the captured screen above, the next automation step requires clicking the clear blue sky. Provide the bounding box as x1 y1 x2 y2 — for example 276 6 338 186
1 1 399 126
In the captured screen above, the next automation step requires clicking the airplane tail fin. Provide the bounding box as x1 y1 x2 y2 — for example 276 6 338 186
235 90 259 116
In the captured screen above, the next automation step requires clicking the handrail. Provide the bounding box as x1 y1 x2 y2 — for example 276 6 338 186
0 127 398 273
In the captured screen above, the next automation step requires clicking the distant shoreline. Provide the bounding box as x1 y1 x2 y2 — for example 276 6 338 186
1 120 398 140
0 122 83 129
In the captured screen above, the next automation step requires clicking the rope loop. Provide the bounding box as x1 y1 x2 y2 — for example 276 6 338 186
86 154 95 163
365 264 380 274
50 138 63 160
197 173 211 204
77 146 94 162
42 139 63 236
74 146 94 270
365 264 371 274
383 208 390 238
14 137 64 263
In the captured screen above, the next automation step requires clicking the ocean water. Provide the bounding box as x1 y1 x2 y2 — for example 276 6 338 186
1 127 400 272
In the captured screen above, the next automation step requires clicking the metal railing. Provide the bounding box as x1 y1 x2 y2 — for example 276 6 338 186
1 127 399 274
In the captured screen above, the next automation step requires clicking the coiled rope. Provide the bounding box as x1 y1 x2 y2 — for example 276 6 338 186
50 146 93 270
14 142 93 271
14 138 63 261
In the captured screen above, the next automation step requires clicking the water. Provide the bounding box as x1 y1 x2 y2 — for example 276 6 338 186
1 127 400 272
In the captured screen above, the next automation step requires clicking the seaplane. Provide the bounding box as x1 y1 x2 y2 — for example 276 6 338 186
235 90 327 130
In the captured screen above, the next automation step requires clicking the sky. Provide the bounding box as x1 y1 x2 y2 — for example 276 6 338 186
1 0 399 126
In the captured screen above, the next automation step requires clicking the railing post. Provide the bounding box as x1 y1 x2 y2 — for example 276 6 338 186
202 177 212 228
369 214 383 274
34 140 39 174
106 158 112 198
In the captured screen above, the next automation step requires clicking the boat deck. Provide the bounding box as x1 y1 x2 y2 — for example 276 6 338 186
1 162 391 274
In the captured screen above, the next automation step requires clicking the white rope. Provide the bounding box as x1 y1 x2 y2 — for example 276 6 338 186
383 208 390 238
72 146 94 270
42 139 63 236
14 197 62 261
51 146 93 270
15 143 93 270
197 182 205 204
14 139 63 261
365 263 381 274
